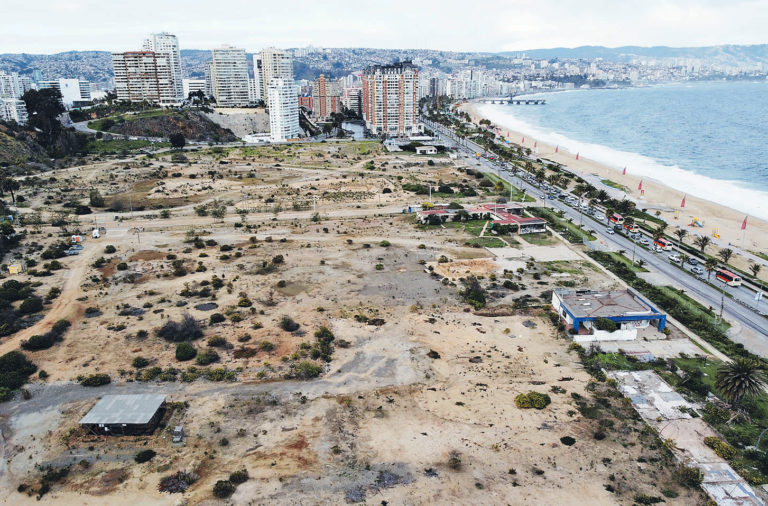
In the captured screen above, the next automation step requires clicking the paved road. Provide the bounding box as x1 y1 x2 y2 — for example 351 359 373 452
424 119 768 355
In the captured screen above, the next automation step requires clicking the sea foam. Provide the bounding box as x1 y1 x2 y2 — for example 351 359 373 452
476 103 768 222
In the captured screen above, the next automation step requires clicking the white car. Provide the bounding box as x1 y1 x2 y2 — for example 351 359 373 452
605 228 615 235
668 254 681 263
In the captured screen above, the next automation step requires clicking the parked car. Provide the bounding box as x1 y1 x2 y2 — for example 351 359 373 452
687 257 699 266
606 228 615 235
640 239 650 246
691 266 704 276
668 254 681 263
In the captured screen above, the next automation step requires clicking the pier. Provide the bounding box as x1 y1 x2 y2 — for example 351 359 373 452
478 97 546 105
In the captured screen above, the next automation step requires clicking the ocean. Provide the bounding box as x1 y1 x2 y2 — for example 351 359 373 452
476 80 768 221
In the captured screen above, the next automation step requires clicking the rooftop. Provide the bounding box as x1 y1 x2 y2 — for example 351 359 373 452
79 394 166 425
556 289 662 319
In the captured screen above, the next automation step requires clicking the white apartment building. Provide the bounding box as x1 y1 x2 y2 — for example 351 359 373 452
0 71 33 99
112 51 178 105
38 78 91 108
267 78 299 142
143 33 184 102
342 87 362 116
362 61 420 137
0 98 28 125
248 78 261 104
112 33 184 105
182 79 207 98
258 47 294 101
210 46 249 107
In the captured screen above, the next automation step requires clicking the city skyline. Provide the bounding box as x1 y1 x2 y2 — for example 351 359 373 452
2 0 767 54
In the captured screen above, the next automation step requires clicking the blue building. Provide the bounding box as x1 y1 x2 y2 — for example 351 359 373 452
552 289 666 336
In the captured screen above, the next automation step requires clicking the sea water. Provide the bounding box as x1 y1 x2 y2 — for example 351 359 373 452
476 80 768 221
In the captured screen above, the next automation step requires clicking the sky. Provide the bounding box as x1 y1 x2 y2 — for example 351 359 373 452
2 0 768 54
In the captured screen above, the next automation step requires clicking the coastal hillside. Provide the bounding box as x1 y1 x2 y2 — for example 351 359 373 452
203 108 270 137
0 125 47 166
91 110 238 143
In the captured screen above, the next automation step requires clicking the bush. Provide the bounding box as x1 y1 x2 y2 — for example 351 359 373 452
258 340 275 352
196 349 220 365
135 449 156 463
0 387 11 402
132 356 150 368
0 351 37 391
229 469 249 484
51 319 71 335
379 240 391 247
157 314 203 342
209 313 225 325
104 245 116 254
158 471 198 493
560 436 576 446
594 317 618 332
116 262 128 271
515 391 552 409
290 361 322 379
175 342 197 361
212 480 235 498
79 373 111 387
237 297 252 307
674 465 703 487
207 335 228 348
19 297 44 314
271 254 284 264
279 316 300 332
704 436 736 460
21 333 59 351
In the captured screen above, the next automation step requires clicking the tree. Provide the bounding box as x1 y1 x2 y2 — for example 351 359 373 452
750 263 763 308
89 189 105 208
674 228 688 250
704 257 719 281
718 248 733 266
679 253 689 266
169 133 186 149
0 177 20 207
21 88 65 146
694 235 711 253
715 358 766 409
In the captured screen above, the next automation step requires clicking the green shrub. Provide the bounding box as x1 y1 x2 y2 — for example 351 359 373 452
157 314 203 342
209 313 225 325
79 373 111 387
229 469 249 484
135 449 156 463
175 342 197 361
207 335 228 348
258 340 275 352
19 297 44 314
594 318 618 332
196 349 220 365
279 316 300 332
104 245 117 254
674 465 703 487
515 391 552 409
132 356 150 368
560 436 576 446
0 387 12 402
290 361 322 379
213 480 235 498
0 351 37 392
704 436 736 460
21 333 59 351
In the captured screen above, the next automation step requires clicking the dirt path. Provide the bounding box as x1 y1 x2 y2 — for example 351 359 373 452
0 242 101 356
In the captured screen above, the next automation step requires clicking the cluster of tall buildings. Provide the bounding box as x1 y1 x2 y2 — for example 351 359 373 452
0 70 94 125
111 34 300 141
362 61 420 137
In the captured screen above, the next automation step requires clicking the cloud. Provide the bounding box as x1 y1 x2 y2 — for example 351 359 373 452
2 0 767 54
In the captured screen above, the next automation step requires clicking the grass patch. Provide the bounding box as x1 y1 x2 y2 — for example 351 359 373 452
465 237 507 248
535 207 596 243
484 173 536 202
600 178 628 192
84 138 170 154
524 231 559 246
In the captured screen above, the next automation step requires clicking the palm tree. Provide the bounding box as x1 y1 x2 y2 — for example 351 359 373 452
694 235 711 254
652 226 665 242
715 358 766 409
704 257 719 281
718 248 733 266
596 189 609 202
674 228 688 251
679 253 689 266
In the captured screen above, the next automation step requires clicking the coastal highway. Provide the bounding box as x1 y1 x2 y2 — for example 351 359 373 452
424 119 768 353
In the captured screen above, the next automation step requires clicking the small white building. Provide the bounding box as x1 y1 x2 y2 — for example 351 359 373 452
415 146 437 155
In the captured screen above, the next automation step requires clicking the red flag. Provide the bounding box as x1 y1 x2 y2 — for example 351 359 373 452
555 145 558 153
576 152 579 160
742 216 748 230
534 141 537 148
521 137 525 143
622 166 626 175
681 195 686 208
638 180 643 191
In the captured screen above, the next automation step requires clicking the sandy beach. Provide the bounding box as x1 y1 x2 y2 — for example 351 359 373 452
461 101 768 277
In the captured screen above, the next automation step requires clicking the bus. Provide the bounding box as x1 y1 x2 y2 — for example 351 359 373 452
654 238 672 251
623 222 639 233
716 269 742 287
609 213 624 225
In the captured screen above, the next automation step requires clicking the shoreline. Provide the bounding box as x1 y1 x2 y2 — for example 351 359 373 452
460 101 768 269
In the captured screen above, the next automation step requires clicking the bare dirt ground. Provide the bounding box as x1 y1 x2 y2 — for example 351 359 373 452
0 141 707 504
